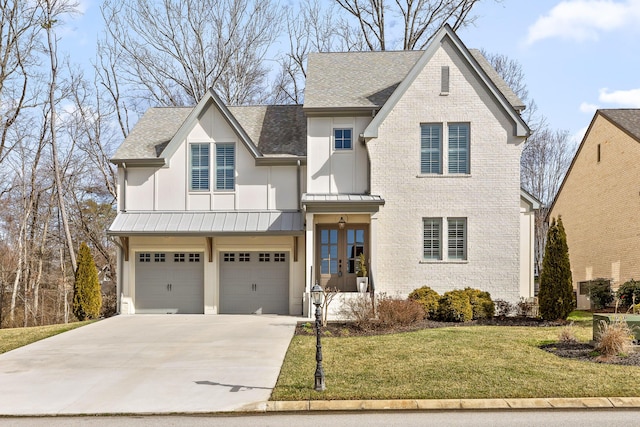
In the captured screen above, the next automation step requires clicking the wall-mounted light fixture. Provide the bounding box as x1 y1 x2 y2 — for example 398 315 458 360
338 216 346 229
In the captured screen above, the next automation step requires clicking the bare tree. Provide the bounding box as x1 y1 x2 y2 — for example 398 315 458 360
482 50 574 275
100 0 280 108
335 0 489 51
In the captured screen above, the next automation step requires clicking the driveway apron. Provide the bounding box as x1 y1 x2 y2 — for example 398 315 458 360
0 315 300 415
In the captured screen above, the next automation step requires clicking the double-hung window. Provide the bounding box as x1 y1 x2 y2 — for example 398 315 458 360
448 123 469 174
334 128 352 150
447 218 467 260
423 218 442 260
190 143 210 191
420 124 442 174
215 143 235 191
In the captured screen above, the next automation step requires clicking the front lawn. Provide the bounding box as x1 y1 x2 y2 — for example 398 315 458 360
272 311 640 401
0 321 93 354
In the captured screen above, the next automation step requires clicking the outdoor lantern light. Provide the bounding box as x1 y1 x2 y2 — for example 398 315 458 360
311 282 326 391
338 216 346 229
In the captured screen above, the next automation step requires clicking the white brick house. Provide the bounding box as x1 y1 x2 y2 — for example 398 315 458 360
108 25 535 316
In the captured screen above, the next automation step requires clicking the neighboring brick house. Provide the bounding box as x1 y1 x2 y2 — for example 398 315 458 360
108 25 534 316
549 109 640 309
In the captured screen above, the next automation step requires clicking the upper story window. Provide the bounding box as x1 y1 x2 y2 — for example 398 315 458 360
215 143 235 191
190 143 210 191
448 123 469 174
420 124 442 174
334 128 352 150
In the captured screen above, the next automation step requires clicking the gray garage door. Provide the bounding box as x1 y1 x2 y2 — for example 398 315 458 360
219 251 289 314
135 252 204 314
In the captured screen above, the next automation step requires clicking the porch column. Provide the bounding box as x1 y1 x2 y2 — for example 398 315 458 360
304 212 315 317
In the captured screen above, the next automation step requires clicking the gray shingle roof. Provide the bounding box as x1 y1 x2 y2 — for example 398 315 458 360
304 50 422 110
112 105 307 161
112 107 191 161
303 49 525 111
599 109 640 141
228 105 306 156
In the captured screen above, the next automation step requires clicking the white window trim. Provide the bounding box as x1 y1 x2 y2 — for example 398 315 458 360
421 217 468 262
333 128 354 151
189 142 210 192
214 142 236 192
418 122 470 177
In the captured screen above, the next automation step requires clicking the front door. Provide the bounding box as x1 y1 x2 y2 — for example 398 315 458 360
317 225 367 292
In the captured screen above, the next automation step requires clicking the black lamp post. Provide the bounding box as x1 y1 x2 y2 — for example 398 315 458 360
311 282 326 391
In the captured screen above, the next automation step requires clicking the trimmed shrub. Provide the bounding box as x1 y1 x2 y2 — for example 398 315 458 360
437 290 473 322
539 217 574 320
463 287 495 319
73 242 102 321
585 278 614 310
494 299 515 317
617 279 640 308
377 296 425 327
408 286 440 319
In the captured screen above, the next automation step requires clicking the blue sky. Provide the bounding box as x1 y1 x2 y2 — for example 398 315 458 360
60 0 640 144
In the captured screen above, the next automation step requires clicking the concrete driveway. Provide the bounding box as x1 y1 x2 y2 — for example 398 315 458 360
0 315 301 415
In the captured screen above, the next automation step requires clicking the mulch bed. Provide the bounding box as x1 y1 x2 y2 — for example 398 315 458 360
296 316 640 367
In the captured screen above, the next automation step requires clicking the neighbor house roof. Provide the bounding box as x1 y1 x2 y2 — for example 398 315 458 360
547 109 640 219
111 90 307 165
108 211 305 236
598 109 640 142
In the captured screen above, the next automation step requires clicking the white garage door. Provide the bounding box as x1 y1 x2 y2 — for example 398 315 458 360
135 252 204 314
219 251 289 314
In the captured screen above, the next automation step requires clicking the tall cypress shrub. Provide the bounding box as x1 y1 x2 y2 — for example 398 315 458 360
538 216 574 320
73 242 102 320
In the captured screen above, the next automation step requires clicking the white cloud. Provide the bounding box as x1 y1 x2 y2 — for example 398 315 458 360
579 102 599 113
526 0 640 45
598 87 640 106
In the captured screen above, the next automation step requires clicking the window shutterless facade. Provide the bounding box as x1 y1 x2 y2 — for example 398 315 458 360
334 128 352 150
423 218 442 260
448 123 469 174
420 124 442 174
423 217 467 261
190 143 210 191
215 143 235 190
447 218 467 260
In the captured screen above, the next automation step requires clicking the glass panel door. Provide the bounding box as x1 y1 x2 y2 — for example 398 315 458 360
316 224 368 292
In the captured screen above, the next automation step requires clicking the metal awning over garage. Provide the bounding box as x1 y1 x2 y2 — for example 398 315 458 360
108 210 305 236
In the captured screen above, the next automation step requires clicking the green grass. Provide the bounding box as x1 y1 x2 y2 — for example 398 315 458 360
567 310 594 326
273 311 640 401
0 321 93 354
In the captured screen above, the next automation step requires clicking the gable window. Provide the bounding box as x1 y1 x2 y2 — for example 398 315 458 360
423 218 442 260
216 143 235 190
334 128 352 150
190 143 210 191
447 218 467 260
448 123 469 174
420 124 442 174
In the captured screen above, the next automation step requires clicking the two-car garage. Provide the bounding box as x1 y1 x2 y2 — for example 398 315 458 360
134 250 290 315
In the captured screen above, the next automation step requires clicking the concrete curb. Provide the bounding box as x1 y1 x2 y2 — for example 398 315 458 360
239 397 640 412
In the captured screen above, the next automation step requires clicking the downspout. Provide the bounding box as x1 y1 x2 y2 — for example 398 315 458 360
121 162 128 212
297 159 302 211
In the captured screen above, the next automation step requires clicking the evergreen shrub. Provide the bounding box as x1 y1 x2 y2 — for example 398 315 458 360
408 286 440 319
437 290 473 322
538 217 574 320
73 242 102 321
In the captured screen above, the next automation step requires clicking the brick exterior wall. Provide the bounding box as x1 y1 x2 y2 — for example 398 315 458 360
367 40 525 302
550 113 640 306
